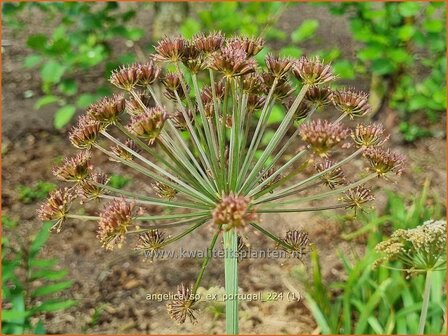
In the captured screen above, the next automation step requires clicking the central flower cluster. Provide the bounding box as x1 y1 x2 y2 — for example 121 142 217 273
212 194 257 230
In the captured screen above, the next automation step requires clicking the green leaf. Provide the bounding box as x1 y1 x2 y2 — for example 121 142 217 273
27 34 47 51
24 55 42 68
267 105 285 124
29 258 58 269
291 19 319 43
31 281 73 298
358 46 382 61
30 221 53 258
31 269 68 281
58 79 78 96
398 2 421 17
423 19 444 33
54 105 76 129
371 59 395 75
40 61 66 84
1 309 29 323
108 174 131 189
398 25 416 41
180 18 201 39
125 27 144 41
34 320 46 334
333 60 355 79
34 95 61 109
76 93 97 109
279 46 302 58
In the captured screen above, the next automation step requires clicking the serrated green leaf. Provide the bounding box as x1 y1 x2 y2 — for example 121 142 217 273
31 280 73 298
54 105 76 129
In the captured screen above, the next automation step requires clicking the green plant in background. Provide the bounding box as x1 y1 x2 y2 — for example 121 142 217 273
17 181 56 204
3 2 144 129
2 221 76 334
325 2 446 142
295 185 446 334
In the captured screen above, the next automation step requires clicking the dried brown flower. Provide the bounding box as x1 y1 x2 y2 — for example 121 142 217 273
69 115 101 150
98 199 136 250
110 64 140 91
135 229 166 253
193 31 225 53
227 36 264 57
304 86 333 110
53 151 92 182
280 230 310 259
293 56 336 86
300 120 349 156
163 73 188 101
332 88 370 118
340 186 374 212
363 147 405 176
211 46 256 77
37 188 76 232
127 107 169 145
126 93 152 116
152 182 178 200
110 139 141 161
154 36 189 62
213 193 257 230
315 160 346 189
166 284 198 324
265 54 293 78
87 94 126 125
78 171 108 200
352 123 389 148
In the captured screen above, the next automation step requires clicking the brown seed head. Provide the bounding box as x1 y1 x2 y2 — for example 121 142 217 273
136 61 161 86
300 120 349 156
110 64 140 91
213 193 257 230
282 99 310 121
37 188 76 232
126 93 152 116
98 200 136 250
210 46 256 77
265 54 293 78
127 107 169 145
241 73 265 94
154 36 189 62
69 115 101 150
53 151 92 182
315 160 346 189
193 31 225 53
152 182 178 200
87 94 125 125
162 73 188 101
281 230 310 259
305 86 333 110
352 123 389 148
332 88 370 118
110 139 141 161
340 186 374 212
227 36 264 57
293 56 336 85
363 147 405 176
135 229 166 254
78 171 109 200
166 284 198 325
262 73 294 99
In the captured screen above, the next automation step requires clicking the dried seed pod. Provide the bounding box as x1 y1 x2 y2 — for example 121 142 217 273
304 86 333 110
315 160 346 189
193 31 225 53
152 182 178 200
293 56 336 86
53 151 92 182
280 230 310 259
300 119 349 156
37 188 76 232
213 193 257 230
154 36 189 62
171 108 195 130
98 199 137 250
87 94 125 125
135 229 166 253
110 140 141 161
163 73 188 101
227 36 264 57
363 147 405 176
340 186 374 212
166 284 198 325
259 168 281 192
241 73 265 94
352 123 389 148
127 107 169 145
136 61 161 86
265 54 293 78
110 64 141 91
210 46 256 77
125 93 152 116
332 88 370 118
78 171 109 200
69 115 101 150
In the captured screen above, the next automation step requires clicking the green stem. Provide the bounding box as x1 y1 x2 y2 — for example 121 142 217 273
224 228 239 334
192 227 221 296
418 270 432 334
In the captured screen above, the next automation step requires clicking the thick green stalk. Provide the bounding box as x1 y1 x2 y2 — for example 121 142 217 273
418 270 432 334
224 228 239 334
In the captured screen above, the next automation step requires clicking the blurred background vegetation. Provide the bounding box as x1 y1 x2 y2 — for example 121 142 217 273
3 1 446 141
2 2 446 334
